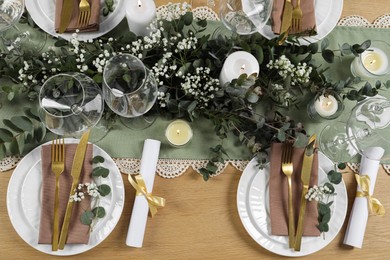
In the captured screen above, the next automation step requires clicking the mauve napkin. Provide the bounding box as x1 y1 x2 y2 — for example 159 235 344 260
271 0 316 35
38 143 93 244
269 143 320 236
55 0 100 33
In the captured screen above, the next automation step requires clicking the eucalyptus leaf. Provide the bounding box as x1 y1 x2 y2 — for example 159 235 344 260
81 211 94 225
92 207 106 218
92 166 110 177
3 119 23 133
327 170 342 184
0 144 6 160
97 184 111 196
0 128 14 142
92 155 105 164
11 116 33 132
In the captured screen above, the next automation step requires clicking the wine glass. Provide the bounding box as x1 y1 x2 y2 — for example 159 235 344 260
219 0 273 35
319 97 390 163
0 0 47 53
102 53 158 129
38 73 106 140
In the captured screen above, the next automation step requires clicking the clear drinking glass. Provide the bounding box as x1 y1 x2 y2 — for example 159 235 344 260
0 0 24 32
38 73 105 138
219 0 273 35
319 97 390 163
102 54 158 129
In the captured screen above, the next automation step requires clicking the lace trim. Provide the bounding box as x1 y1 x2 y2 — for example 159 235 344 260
338 14 390 28
114 158 248 178
0 156 21 172
156 3 219 21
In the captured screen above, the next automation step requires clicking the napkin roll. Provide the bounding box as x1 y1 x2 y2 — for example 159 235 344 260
271 0 316 35
126 139 161 248
343 147 385 248
55 0 100 33
269 143 320 236
38 144 93 244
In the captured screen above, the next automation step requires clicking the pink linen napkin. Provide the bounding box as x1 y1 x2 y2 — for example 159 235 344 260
38 143 93 244
55 0 101 33
271 0 317 35
269 143 320 236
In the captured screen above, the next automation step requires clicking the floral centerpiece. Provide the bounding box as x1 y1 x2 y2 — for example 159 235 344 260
0 3 388 179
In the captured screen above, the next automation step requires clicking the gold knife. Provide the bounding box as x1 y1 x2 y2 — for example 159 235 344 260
58 130 91 249
294 134 316 251
58 0 75 34
278 0 293 44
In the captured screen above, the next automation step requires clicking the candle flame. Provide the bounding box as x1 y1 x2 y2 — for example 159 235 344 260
325 101 332 107
240 64 246 74
176 129 180 135
370 59 377 65
138 0 142 7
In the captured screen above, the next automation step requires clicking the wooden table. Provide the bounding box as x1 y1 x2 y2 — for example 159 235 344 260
1 1 390 259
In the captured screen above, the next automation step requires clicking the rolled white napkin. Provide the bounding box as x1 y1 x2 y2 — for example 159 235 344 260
126 139 161 247
343 147 385 248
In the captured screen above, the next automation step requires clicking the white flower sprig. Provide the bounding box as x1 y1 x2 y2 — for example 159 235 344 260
266 55 312 86
69 183 100 202
305 184 334 202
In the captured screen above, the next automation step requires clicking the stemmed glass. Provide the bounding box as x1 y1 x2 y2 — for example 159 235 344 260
0 0 47 52
319 97 390 164
102 53 158 129
38 73 106 140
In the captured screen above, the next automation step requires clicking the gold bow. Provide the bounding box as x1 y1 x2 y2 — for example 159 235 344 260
355 174 385 216
128 174 166 217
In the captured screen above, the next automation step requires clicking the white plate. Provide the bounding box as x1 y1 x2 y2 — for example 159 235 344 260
237 152 347 257
259 0 344 44
6 139 125 256
25 0 126 41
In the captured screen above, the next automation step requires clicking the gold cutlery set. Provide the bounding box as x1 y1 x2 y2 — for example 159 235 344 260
51 130 91 251
59 0 91 33
279 0 302 43
281 135 316 251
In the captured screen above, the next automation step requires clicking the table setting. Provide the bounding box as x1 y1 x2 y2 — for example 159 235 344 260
0 0 390 259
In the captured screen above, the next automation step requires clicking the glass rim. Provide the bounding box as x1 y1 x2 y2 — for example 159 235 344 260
102 53 149 96
0 0 25 32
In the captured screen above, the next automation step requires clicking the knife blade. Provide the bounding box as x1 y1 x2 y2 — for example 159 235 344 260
278 0 293 44
58 0 75 34
58 130 91 250
294 134 316 251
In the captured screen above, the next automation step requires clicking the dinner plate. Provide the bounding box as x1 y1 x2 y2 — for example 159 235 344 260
259 0 344 44
6 138 125 256
25 0 126 41
237 152 347 257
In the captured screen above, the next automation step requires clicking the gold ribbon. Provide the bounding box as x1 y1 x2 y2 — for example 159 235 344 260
128 174 166 217
355 174 385 216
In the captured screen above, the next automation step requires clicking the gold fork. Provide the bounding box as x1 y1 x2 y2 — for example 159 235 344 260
77 0 91 28
51 138 65 251
291 0 302 32
281 141 295 248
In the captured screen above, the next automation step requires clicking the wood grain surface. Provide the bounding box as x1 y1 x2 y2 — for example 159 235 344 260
1 1 390 259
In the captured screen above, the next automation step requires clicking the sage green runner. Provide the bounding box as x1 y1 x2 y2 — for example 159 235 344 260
1 26 390 160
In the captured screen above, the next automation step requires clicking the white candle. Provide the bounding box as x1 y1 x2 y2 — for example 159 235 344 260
165 120 193 146
126 0 156 36
351 47 390 78
219 51 260 86
313 94 338 118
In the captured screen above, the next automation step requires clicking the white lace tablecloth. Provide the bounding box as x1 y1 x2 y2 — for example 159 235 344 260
2 6 390 177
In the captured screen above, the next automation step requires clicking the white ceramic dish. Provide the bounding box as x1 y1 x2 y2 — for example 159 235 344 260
6 138 125 256
25 0 125 41
259 0 344 44
237 152 347 257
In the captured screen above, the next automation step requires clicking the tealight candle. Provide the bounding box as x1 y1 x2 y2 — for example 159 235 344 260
313 94 338 118
126 0 156 36
350 43 390 79
219 51 260 86
165 120 193 146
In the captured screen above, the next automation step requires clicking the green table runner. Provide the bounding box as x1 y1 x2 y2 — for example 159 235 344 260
1 26 390 160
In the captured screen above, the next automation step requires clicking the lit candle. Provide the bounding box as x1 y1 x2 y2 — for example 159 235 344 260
165 120 193 146
313 95 338 118
219 51 260 86
126 0 156 36
351 47 390 78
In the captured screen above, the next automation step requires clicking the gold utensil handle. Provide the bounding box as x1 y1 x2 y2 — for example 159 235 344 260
52 176 60 251
294 185 308 251
58 183 77 249
287 176 295 248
